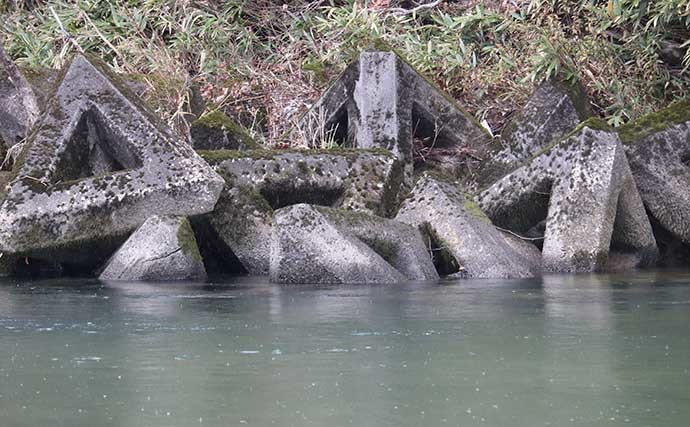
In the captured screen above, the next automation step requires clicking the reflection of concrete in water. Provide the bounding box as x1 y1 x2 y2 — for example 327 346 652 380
265 279 554 425
103 280 217 317
0 279 16 314
102 279 273 425
2 274 690 425
542 274 614 326
540 273 631 424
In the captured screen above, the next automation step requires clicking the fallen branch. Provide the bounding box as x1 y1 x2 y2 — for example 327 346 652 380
50 6 84 54
386 0 443 15
494 225 544 241
0 141 25 171
81 11 123 64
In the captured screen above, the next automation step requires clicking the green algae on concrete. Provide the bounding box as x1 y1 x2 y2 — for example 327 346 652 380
191 110 261 151
478 125 657 273
203 148 405 218
618 99 690 144
177 216 203 263
0 54 224 265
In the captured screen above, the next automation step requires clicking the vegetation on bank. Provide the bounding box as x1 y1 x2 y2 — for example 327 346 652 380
1 0 688 145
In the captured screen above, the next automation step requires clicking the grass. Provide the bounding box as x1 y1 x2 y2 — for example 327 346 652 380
1 0 688 145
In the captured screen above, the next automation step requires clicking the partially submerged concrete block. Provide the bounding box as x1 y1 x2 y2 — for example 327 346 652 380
479 120 658 272
619 100 690 247
269 204 436 284
323 206 438 282
0 55 224 260
298 48 490 184
396 172 541 278
0 43 40 152
190 110 261 150
100 215 206 281
195 149 406 276
199 182 274 275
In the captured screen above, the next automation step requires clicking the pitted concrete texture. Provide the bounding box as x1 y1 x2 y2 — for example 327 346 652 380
0 55 224 259
479 122 658 273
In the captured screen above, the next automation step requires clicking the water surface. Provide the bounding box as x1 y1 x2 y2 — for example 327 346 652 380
1 272 689 426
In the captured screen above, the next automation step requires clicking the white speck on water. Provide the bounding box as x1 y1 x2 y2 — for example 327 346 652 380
73 356 101 363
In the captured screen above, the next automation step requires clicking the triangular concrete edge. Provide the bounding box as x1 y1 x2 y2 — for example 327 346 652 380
0 54 224 254
293 47 490 148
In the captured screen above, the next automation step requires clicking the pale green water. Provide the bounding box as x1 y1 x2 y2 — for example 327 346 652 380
1 272 689 427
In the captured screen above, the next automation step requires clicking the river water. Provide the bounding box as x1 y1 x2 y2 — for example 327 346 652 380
1 272 689 427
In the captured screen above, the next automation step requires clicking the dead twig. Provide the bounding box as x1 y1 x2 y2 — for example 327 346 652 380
386 0 443 15
494 225 544 241
49 6 85 54
80 11 127 69
1 141 25 171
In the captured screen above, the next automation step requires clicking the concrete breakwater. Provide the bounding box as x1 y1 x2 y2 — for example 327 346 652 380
1 44 688 283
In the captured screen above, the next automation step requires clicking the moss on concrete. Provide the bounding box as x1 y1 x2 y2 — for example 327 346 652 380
197 147 394 164
191 110 261 150
360 236 400 262
177 217 203 263
618 99 690 144
566 117 612 137
528 117 612 161
553 78 593 119
419 222 461 276
463 196 492 224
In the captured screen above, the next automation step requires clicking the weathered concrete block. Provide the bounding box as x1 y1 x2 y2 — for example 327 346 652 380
190 110 261 150
195 148 406 275
0 55 224 261
479 79 591 187
201 148 405 217
501 79 591 162
396 172 541 278
0 43 39 152
196 149 406 275
619 100 690 247
323 206 438 282
479 120 658 273
100 215 206 281
199 182 274 275
297 48 491 185
269 204 437 284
